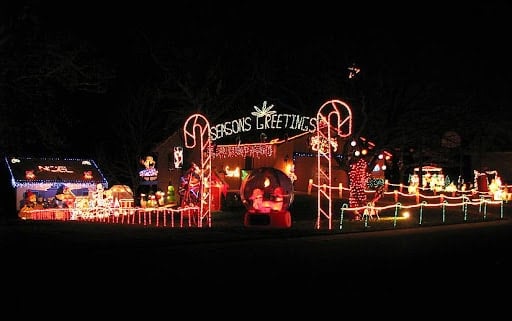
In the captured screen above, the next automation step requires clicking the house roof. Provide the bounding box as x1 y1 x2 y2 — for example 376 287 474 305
4 156 108 187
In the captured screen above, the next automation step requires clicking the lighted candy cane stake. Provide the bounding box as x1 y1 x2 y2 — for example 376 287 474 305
183 113 212 227
315 99 353 230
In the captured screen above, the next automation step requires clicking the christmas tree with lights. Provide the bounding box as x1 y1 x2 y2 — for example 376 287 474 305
349 158 369 219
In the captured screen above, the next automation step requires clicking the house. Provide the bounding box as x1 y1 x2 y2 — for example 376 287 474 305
151 100 371 210
4 156 108 211
470 151 512 184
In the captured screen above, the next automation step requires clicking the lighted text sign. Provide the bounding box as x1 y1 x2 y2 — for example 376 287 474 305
210 101 317 141
38 165 74 174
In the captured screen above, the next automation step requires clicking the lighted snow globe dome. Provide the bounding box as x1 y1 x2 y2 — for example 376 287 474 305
240 167 294 228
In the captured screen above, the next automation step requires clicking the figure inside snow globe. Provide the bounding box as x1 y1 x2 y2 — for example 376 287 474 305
240 167 293 228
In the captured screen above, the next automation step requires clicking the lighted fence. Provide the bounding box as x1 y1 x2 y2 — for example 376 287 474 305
21 206 201 228
307 180 510 230
339 197 505 231
308 180 512 201
20 182 511 231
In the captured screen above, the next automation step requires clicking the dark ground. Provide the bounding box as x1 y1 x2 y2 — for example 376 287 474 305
2 194 512 314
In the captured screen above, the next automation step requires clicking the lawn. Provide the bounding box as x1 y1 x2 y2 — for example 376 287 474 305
1 190 509 244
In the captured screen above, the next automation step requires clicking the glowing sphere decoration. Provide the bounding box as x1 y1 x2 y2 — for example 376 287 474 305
240 167 294 228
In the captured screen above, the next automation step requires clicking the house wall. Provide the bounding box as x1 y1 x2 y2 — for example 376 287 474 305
15 183 96 210
153 130 188 194
153 131 352 197
470 152 512 183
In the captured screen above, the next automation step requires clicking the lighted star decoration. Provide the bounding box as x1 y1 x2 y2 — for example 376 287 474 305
348 63 361 79
251 101 276 117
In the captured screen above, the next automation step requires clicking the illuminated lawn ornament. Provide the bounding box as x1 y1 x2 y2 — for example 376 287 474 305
139 155 158 181
310 136 338 153
315 99 353 230
173 146 183 169
240 167 294 228
183 113 212 227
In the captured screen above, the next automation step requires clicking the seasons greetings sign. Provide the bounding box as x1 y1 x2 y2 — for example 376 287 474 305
210 101 317 141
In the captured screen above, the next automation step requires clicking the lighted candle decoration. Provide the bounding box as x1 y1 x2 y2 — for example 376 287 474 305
308 178 313 194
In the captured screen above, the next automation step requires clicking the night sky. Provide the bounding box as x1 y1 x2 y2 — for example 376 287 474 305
2 1 512 167
15 2 511 90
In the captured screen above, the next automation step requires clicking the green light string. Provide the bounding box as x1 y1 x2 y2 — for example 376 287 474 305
339 203 348 230
442 200 448 223
419 201 427 225
463 195 469 221
393 202 401 228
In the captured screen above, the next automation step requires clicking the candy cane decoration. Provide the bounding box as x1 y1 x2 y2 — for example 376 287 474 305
183 113 212 227
316 99 353 230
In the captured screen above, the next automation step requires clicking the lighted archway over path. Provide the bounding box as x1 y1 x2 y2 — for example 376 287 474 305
316 99 353 229
183 113 212 227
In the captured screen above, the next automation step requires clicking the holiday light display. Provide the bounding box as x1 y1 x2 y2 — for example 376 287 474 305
316 99 353 229
210 101 316 141
310 136 338 153
83 171 93 180
348 63 361 79
182 113 212 227
11 98 511 232
173 146 183 169
348 158 369 220
240 167 293 228
5 156 108 214
224 166 240 177
139 155 158 180
211 143 275 159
